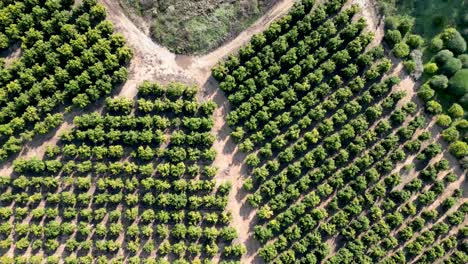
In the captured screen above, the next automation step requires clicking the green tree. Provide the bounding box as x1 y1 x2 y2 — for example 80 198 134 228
449 141 468 158
393 42 410 58
442 127 460 142
441 27 467 54
449 69 468 96
436 114 452 127
441 58 462 76
448 103 464 117
426 100 443 114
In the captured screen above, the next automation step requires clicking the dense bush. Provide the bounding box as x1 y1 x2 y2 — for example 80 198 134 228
440 28 467 54
441 58 462 76
393 42 410 58
385 30 402 46
429 75 449 89
448 103 464 118
448 69 468 96
406 34 424 48
426 100 443 114
424 62 438 75
418 84 435 101
459 54 468 68
435 50 454 64
449 141 468 158
442 127 460 142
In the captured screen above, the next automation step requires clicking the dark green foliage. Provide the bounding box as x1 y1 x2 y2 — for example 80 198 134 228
429 75 448 89
448 69 468 96
433 49 454 65
448 103 464 117
385 30 402 47
440 58 462 76
393 42 410 58
459 93 468 108
430 37 444 52
418 84 435 101
441 28 467 54
459 54 468 68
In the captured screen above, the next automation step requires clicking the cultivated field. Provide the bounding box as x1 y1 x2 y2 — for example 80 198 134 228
0 0 466 263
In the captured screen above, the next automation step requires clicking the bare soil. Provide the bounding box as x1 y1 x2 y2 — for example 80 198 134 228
1 42 22 67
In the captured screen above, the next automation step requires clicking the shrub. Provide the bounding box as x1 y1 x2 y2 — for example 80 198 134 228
426 100 443 114
436 115 452 127
441 28 467 54
385 30 402 46
424 63 438 75
441 58 462 76
448 69 468 95
448 103 464 118
442 127 460 142
462 156 468 170
406 34 424 48
403 60 416 73
243 178 253 191
430 37 444 52
429 75 448 89
418 84 435 101
433 49 454 65
459 93 468 108
398 16 414 34
384 16 400 30
460 54 468 68
393 42 410 58
449 141 468 158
